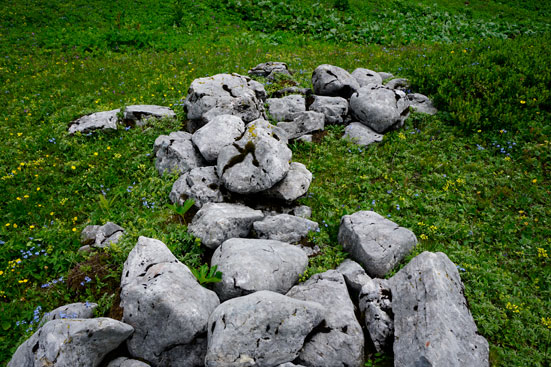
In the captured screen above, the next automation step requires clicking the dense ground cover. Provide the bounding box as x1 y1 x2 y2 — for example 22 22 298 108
0 0 550 365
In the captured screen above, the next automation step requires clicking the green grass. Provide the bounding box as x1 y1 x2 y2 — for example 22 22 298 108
0 0 550 365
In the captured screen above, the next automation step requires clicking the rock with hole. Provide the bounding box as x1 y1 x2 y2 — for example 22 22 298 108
169 166 224 208
351 68 383 87
153 131 205 175
311 64 360 98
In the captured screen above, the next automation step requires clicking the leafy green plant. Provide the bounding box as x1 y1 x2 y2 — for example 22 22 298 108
166 199 195 224
191 264 223 285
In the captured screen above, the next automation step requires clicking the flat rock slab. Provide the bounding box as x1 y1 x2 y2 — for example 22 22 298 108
211 238 308 301
264 162 312 202
107 357 151 367
342 122 383 147
169 166 223 208
192 114 245 162
41 302 97 323
188 203 264 249
248 61 291 79
68 109 120 135
287 270 364 367
277 111 325 140
253 214 319 244
267 94 306 122
388 251 489 367
351 68 383 87
8 318 133 367
338 211 417 277
312 64 359 98
122 105 176 126
308 95 348 124
81 222 125 249
153 131 205 175
206 290 325 367
407 93 438 115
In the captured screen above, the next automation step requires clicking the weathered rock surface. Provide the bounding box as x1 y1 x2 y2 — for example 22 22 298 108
342 122 383 147
8 318 133 367
217 119 292 194
264 162 312 202
205 291 325 367
359 278 393 353
384 78 410 91
153 131 205 175
121 237 220 367
287 270 364 367
338 211 417 277
351 68 383 87
41 302 97 324
336 259 372 297
249 62 291 80
308 95 348 124
271 87 312 98
378 72 394 81
188 203 264 249
106 357 151 367
122 105 176 126
68 109 120 134
277 111 325 139
407 93 438 115
388 251 489 367
81 222 125 249
293 205 312 219
253 214 319 244
192 114 246 162
184 73 267 124
267 95 306 122
349 85 410 134
169 166 223 208
312 64 359 98
211 238 308 301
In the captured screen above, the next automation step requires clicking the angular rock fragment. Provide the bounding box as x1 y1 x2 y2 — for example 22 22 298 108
106 357 151 367
407 93 438 115
277 111 325 140
312 64 360 98
248 62 291 79
192 114 245 162
153 131 205 175
267 94 306 122
41 302 97 324
378 72 394 81
342 122 383 147
264 162 312 202
351 68 383 87
122 105 176 126
358 278 394 353
253 214 319 244
293 205 312 219
336 259 372 297
169 166 224 208
384 78 410 91
81 222 125 249
68 109 120 135
308 95 348 124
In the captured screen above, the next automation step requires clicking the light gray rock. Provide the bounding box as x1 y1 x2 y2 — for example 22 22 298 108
121 238 220 367
253 214 318 244
349 85 410 134
267 95 306 122
264 162 312 202
8 318 133 367
351 68 383 87
388 251 489 367
81 225 101 245
206 290 325 367
106 357 151 367
312 64 360 98
293 205 312 219
68 109 120 134
287 270 364 367
169 166 223 208
278 363 306 367
192 114 245 162
308 95 348 124
378 72 394 81
81 222 125 249
277 111 325 140
407 93 438 115
248 62 291 79
188 203 264 249
342 122 383 147
336 259 372 297
122 105 176 126
359 278 393 353
338 211 417 277
217 119 292 194
184 73 267 125
271 87 312 98
153 131 205 175
297 134 313 143
211 238 308 301
384 78 410 91
41 302 97 324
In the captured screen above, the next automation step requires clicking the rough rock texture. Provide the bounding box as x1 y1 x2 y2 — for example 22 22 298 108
287 270 364 367
106 357 151 367
122 105 176 126
188 203 264 249
41 302 97 324
211 238 308 301
378 72 394 81
184 73 267 125
297 134 312 143
217 119 292 194
253 214 319 244
8 318 133 367
192 114 246 162
248 62 291 80
153 131 205 175
407 93 438 115
338 211 417 277
359 278 393 353
312 64 360 98
388 251 489 367
277 111 325 139
349 85 410 134
81 222 125 249
308 95 348 124
121 237 220 367
169 166 224 208
264 162 312 202
278 364 306 367
336 259 372 297
293 205 312 219
342 122 383 147
68 109 120 134
351 68 383 87
205 291 325 367
272 87 312 98
384 78 410 91
267 95 306 122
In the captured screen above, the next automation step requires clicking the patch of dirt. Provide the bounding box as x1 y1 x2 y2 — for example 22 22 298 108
312 130 329 143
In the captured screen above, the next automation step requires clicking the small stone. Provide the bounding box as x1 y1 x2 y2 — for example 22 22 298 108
169 166 223 208
351 68 383 87
297 134 313 143
248 62 291 78
264 162 312 202
266 95 306 122
384 78 410 91
308 95 348 124
68 109 120 135
94 222 125 249
342 122 383 147
336 259 372 297
122 105 176 126
192 114 245 162
80 225 101 245
277 111 325 140
312 64 360 98
253 214 319 244
153 131 205 175
407 93 438 115
78 245 92 254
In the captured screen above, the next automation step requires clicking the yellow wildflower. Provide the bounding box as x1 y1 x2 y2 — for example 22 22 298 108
18 279 28 283
71 165 76 170
420 234 428 240
520 100 526 104
537 248 548 258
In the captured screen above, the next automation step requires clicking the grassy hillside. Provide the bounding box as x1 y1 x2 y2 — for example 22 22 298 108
0 0 550 365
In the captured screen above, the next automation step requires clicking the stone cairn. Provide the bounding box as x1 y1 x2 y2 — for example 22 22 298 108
9 63 488 367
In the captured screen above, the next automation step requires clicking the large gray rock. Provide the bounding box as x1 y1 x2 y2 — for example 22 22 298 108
336 259 372 297
81 222 125 249
312 64 360 98
122 105 176 126
41 302 97 324
211 238 308 301
351 68 383 87
184 73 267 125
384 77 410 91
192 114 245 162
342 122 383 147
206 291 325 367
264 162 312 202
121 237 220 367
267 95 306 122
388 252 489 367
8 318 133 367
68 109 120 134
407 93 438 115
107 357 151 367
349 85 410 134
188 203 264 249
277 111 325 140
338 211 417 277
153 131 205 175
359 278 393 353
169 166 224 208
378 72 394 81
287 270 364 367
248 62 291 80
308 95 348 124
217 119 292 194
253 214 319 244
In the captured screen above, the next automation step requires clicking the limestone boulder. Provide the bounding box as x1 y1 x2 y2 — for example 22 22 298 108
122 105 176 126
351 68 383 87
342 122 383 147
264 162 312 202
68 109 120 135
192 114 245 162
248 62 291 80
267 95 306 122
252 214 318 244
359 278 394 353
153 131 205 175
308 95 348 124
80 222 125 249
277 111 324 140
169 166 224 208
41 302 97 324
407 93 438 115
384 78 410 91
312 64 359 98
106 357 151 367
